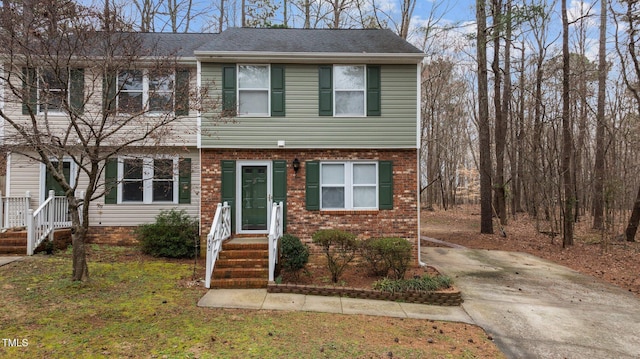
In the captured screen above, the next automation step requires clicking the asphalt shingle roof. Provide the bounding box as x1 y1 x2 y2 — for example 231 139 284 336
195 28 423 54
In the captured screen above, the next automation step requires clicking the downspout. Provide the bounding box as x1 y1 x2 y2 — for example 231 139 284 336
417 61 426 267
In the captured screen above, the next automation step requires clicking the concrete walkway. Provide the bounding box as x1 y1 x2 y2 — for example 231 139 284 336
0 256 22 267
199 247 640 358
198 288 473 323
423 247 640 359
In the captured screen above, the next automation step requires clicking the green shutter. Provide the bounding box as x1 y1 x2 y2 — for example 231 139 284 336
175 68 190 116
22 67 37 115
378 161 393 210
367 65 381 116
318 66 333 116
178 158 191 204
70 68 84 115
305 161 320 210
221 160 236 226
272 160 287 230
104 158 118 204
271 65 285 117
222 64 236 115
102 71 117 115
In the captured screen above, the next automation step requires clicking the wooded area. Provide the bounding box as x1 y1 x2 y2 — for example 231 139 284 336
3 0 639 246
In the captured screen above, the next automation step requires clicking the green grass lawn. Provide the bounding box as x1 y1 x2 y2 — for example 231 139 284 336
0 245 503 358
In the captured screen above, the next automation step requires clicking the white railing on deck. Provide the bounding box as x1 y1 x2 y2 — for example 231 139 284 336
27 190 73 255
268 201 284 282
0 191 31 229
205 202 231 289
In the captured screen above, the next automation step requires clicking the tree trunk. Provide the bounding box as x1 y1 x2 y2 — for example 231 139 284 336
561 0 574 247
625 186 640 242
70 202 89 281
477 0 494 234
492 0 507 226
592 0 607 230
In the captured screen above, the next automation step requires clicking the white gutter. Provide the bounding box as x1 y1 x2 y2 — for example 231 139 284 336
193 51 425 64
416 62 426 267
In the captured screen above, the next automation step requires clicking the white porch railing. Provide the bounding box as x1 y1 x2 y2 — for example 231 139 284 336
268 201 284 282
205 202 231 289
27 190 73 255
0 191 31 229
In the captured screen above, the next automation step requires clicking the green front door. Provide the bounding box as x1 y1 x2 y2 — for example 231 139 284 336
241 166 268 231
45 161 71 196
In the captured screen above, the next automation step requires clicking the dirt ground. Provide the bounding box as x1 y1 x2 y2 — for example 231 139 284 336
420 206 640 299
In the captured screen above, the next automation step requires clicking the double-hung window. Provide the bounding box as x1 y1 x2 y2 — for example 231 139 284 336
318 65 380 117
221 64 285 117
334 65 365 116
320 162 378 210
237 65 270 116
118 70 175 114
119 158 178 204
38 69 67 114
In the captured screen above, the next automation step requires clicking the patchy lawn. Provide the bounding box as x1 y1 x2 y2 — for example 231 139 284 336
0 245 504 358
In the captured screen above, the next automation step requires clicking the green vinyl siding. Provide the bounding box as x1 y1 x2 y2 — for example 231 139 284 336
200 63 417 149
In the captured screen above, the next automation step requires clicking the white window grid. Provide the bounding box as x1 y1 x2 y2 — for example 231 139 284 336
117 157 179 204
320 161 378 210
237 64 270 117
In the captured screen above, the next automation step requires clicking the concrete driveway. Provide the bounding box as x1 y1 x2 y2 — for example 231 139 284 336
422 247 640 359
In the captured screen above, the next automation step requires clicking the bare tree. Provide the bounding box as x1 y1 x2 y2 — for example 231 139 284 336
592 0 607 230
0 1 202 280
477 0 494 234
561 0 575 247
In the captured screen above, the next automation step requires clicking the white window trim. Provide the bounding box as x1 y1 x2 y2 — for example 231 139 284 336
39 159 77 202
117 156 179 204
37 68 69 116
320 161 378 210
333 65 367 118
117 69 176 115
237 64 271 117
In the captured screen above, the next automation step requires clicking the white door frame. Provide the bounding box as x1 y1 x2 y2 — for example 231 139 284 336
235 161 272 234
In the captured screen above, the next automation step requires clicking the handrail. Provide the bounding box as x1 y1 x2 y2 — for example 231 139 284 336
205 202 231 289
268 201 283 282
27 190 73 255
0 191 31 229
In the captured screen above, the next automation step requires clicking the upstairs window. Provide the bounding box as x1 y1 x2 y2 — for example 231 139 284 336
221 64 285 117
103 68 189 116
318 65 380 117
334 65 365 116
21 67 84 116
238 65 269 116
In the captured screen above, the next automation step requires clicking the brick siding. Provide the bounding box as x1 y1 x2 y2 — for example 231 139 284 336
200 148 419 264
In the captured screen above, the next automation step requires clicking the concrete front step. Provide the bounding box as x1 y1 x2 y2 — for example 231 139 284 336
210 278 268 289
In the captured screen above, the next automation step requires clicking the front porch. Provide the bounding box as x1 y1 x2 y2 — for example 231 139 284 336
0 190 74 255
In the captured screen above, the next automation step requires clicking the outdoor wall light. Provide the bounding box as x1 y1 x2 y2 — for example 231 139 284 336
292 158 301 175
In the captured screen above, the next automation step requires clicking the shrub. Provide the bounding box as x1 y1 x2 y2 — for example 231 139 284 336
361 237 412 279
372 274 453 293
136 209 199 258
312 229 358 283
280 234 309 278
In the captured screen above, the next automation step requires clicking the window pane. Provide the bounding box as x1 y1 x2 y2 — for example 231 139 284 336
123 159 143 179
153 181 173 201
149 93 173 112
119 92 143 112
119 71 143 90
122 181 143 202
238 65 269 88
40 69 67 112
334 66 365 90
322 187 345 208
149 72 174 92
154 159 174 179
322 164 344 185
354 187 376 208
335 91 364 116
238 90 268 114
353 164 376 184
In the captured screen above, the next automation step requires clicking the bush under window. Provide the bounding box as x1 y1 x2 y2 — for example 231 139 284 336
136 209 199 258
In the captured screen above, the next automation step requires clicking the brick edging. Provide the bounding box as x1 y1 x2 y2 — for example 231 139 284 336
267 282 463 306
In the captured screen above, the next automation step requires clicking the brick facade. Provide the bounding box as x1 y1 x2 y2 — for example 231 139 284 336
87 226 138 245
200 148 419 264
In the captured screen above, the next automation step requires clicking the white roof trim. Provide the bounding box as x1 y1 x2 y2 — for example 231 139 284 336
194 51 425 64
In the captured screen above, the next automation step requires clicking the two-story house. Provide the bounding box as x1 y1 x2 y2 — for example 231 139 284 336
195 28 424 275
0 33 209 249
